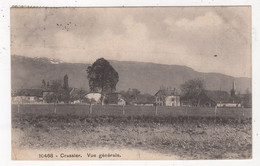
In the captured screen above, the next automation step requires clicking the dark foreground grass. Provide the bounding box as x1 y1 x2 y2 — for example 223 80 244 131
12 110 252 159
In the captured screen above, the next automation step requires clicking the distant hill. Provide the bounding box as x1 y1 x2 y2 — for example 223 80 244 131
11 55 251 95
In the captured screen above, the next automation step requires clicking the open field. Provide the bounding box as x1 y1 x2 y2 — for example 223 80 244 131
12 104 252 160
12 104 252 118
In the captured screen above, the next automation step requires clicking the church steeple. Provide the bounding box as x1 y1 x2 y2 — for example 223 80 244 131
230 80 236 98
232 80 236 90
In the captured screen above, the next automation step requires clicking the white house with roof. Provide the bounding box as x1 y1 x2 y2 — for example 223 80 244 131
12 89 43 104
85 92 103 104
155 87 180 106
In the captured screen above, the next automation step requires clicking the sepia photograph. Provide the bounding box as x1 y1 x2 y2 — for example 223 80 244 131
10 7 252 160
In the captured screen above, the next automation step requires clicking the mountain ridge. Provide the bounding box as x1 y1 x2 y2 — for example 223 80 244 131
11 55 251 94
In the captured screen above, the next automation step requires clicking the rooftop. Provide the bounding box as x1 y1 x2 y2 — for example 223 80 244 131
13 89 43 97
155 88 178 96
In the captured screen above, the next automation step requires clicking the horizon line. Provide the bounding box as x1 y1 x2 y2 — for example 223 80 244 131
11 54 252 79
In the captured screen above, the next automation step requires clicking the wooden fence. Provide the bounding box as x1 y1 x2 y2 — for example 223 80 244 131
12 103 252 119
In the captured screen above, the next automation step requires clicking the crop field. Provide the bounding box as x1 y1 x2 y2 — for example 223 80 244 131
12 104 252 159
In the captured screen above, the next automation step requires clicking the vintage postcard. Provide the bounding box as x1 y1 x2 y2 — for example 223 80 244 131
11 7 252 160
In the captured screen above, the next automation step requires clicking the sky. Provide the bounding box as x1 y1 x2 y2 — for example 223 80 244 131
11 7 251 78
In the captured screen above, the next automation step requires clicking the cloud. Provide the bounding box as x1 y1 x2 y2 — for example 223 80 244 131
11 7 251 77
81 15 189 64
52 15 188 66
165 12 223 30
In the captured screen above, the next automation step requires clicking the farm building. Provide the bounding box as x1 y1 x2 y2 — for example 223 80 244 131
217 102 241 107
12 89 43 104
198 90 231 107
104 92 126 105
85 92 103 104
155 88 180 106
69 88 88 104
134 103 154 106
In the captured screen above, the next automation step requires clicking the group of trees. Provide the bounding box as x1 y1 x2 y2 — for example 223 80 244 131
86 58 155 105
120 88 155 105
87 58 119 94
41 57 119 104
241 89 252 108
180 78 252 107
180 78 205 106
43 74 70 103
41 79 50 89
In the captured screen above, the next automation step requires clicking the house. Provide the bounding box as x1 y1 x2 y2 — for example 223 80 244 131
11 89 43 104
155 88 180 106
217 102 241 107
118 98 126 106
69 88 88 103
71 100 81 104
134 103 154 106
104 92 126 105
85 92 103 104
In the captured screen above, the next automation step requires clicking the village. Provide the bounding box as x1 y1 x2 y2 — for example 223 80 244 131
11 76 251 108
